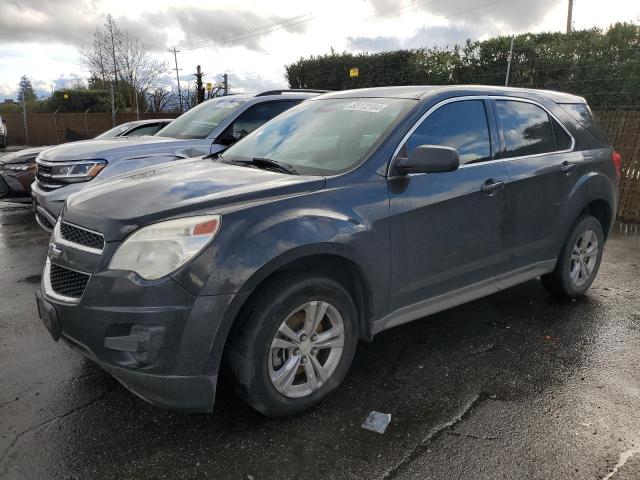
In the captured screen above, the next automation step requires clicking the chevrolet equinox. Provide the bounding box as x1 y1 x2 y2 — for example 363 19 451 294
36 86 620 416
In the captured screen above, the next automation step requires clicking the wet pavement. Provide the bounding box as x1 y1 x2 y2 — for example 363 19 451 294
0 201 639 480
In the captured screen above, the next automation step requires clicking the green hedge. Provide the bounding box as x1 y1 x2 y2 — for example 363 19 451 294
286 23 639 109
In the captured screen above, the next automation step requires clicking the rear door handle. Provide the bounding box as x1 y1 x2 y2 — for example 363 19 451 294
480 179 505 194
561 161 577 173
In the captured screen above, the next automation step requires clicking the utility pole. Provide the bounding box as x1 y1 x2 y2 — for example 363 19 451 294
195 65 205 104
223 73 228 96
505 36 515 87
566 0 574 33
170 46 183 112
134 73 139 120
110 82 116 127
21 95 29 145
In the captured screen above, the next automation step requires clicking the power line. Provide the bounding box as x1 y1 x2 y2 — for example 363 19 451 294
177 13 316 51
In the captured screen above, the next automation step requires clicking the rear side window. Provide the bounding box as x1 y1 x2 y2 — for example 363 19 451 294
495 100 556 157
125 124 163 137
407 100 491 165
560 103 610 145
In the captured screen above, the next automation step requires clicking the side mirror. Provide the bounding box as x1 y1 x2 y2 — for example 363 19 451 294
216 131 237 146
394 145 460 175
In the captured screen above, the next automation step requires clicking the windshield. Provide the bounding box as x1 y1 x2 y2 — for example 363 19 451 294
156 98 246 139
222 98 414 175
95 123 132 139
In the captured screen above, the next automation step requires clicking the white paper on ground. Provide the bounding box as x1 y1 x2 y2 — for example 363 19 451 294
361 411 392 434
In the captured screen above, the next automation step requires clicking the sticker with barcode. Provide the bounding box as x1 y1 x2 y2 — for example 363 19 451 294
343 102 388 113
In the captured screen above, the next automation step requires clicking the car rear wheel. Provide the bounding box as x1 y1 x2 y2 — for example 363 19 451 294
541 215 604 298
227 273 358 417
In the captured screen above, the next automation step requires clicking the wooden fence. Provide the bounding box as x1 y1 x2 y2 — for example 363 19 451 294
2 112 176 146
3 110 640 223
595 111 640 223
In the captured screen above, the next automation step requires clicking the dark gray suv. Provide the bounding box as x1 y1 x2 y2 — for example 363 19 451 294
36 86 620 416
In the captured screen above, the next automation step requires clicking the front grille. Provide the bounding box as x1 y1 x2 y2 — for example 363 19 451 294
38 163 53 176
61 222 104 251
36 163 62 190
49 263 90 299
36 211 54 230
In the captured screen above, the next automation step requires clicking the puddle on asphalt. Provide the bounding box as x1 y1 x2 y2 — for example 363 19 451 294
20 275 42 284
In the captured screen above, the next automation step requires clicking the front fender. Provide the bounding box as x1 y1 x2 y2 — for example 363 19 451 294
175 179 390 317
202 207 381 297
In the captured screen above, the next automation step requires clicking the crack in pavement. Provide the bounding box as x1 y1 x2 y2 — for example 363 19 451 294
0 371 105 411
382 392 492 479
448 431 499 441
0 385 116 468
602 447 640 480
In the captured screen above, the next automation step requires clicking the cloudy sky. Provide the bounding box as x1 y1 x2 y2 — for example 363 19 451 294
1 0 638 101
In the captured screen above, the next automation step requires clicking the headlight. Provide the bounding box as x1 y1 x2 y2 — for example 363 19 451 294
109 215 221 280
38 160 107 183
4 163 35 172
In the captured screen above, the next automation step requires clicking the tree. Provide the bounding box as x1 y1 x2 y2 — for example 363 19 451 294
79 15 168 111
49 89 112 112
17 76 37 103
146 87 174 112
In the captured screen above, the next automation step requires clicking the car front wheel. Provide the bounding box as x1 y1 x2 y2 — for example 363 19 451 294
227 273 358 417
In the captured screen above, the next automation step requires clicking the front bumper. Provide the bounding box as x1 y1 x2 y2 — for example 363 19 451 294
31 181 86 225
0 169 33 202
36 264 239 412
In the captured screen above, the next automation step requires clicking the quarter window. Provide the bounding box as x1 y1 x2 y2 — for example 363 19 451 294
552 119 572 150
495 100 556 157
406 100 492 165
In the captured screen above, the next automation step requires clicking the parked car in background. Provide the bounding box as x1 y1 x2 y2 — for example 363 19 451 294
0 115 7 148
31 90 326 230
36 85 619 416
0 119 173 204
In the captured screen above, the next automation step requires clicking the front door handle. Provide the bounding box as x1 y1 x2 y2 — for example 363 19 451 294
480 179 505 194
561 161 577 173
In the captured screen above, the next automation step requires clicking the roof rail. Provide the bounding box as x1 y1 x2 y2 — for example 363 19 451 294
255 89 330 97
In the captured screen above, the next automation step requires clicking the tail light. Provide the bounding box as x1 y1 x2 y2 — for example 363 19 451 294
612 151 622 178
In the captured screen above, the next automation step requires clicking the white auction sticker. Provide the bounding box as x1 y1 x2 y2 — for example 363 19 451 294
343 102 388 113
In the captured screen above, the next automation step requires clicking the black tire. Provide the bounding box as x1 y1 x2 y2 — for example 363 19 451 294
0 137 6 149
226 272 358 417
541 215 604 298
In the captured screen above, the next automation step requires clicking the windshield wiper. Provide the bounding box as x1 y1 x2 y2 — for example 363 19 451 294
250 158 297 175
214 154 298 175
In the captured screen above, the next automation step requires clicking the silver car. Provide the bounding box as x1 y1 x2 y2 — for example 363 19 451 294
32 90 325 231
1 119 173 204
0 115 7 149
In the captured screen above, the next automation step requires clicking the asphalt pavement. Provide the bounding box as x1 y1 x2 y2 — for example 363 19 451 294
0 200 639 480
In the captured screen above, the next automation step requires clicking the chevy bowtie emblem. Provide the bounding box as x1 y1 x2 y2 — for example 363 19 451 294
48 243 62 260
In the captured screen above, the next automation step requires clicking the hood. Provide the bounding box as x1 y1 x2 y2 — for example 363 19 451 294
38 136 209 162
64 158 326 241
1 146 48 165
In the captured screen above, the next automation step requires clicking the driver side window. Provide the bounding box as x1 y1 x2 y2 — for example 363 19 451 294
406 100 492 165
219 101 298 145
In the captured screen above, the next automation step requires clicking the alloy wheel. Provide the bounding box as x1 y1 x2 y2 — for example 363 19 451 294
569 229 599 287
268 301 345 398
